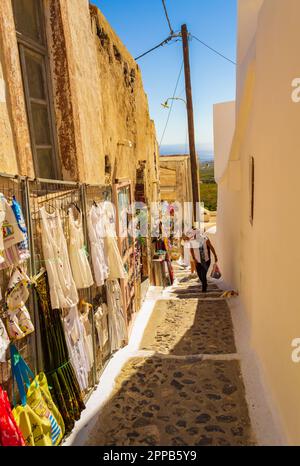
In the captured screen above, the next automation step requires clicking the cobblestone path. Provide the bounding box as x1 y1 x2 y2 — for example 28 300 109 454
86 269 255 446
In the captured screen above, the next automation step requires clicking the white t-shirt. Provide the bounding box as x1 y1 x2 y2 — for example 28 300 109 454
185 228 210 263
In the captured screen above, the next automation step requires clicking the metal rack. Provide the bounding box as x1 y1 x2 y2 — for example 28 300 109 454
84 184 112 381
0 175 116 403
0 175 35 398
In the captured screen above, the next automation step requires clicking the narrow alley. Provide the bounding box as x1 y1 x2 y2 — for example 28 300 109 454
78 266 255 447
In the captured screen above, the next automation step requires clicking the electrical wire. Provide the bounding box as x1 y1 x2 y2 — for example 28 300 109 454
191 34 236 65
162 0 174 35
135 34 174 61
159 60 184 148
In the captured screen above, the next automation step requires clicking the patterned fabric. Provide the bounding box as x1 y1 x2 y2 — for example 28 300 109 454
33 270 85 434
49 413 61 445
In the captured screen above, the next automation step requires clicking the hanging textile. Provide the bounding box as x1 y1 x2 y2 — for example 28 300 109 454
0 194 30 270
94 304 109 351
79 302 94 371
0 318 9 363
39 207 78 310
32 270 85 434
106 279 128 352
87 204 109 286
102 201 127 280
68 208 93 290
62 306 90 392
10 345 65 447
5 267 34 341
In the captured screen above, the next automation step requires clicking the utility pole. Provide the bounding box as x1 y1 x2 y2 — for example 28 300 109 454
181 24 200 222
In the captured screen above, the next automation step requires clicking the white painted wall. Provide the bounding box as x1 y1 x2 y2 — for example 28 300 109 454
215 0 300 445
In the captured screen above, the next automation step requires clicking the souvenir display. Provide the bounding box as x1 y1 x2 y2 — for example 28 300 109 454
5 267 34 340
0 318 9 363
106 279 128 352
0 183 146 447
0 385 25 446
62 305 91 392
32 270 85 434
39 207 79 310
10 345 65 447
68 208 93 290
87 203 109 286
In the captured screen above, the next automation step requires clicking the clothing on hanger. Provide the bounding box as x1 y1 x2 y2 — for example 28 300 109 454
32 269 85 433
0 316 9 362
68 208 93 290
102 201 127 280
62 306 91 392
79 301 94 370
39 206 78 310
106 279 128 352
87 204 109 286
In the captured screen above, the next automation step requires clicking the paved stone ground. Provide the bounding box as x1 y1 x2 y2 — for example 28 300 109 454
139 299 236 355
86 268 255 446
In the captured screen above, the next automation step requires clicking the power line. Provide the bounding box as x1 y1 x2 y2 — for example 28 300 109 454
191 34 236 65
135 34 174 61
159 60 184 148
162 0 174 35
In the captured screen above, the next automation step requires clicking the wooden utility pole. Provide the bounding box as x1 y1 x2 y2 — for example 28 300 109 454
181 24 200 222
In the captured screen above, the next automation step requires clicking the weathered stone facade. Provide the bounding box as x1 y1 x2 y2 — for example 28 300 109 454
0 0 159 204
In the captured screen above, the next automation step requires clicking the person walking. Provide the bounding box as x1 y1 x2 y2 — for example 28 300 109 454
184 226 218 293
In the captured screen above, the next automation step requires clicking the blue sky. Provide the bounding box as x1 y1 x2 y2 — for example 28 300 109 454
92 0 237 151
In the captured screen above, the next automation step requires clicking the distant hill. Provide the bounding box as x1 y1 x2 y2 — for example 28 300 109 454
160 144 214 162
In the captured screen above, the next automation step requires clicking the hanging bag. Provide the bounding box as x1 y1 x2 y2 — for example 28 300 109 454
0 385 25 446
211 262 222 280
10 344 65 446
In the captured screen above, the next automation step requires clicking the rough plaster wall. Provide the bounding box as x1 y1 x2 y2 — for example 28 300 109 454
0 0 34 176
63 0 104 184
90 6 157 197
45 0 79 180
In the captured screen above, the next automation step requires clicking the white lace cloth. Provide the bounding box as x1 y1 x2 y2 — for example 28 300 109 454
102 201 127 280
106 279 128 352
62 306 90 392
40 207 78 309
87 205 109 286
68 208 93 290
0 317 9 362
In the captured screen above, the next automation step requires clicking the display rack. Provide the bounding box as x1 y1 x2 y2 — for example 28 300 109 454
113 180 136 329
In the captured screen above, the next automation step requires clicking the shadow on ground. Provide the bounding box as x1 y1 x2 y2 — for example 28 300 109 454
72 279 254 446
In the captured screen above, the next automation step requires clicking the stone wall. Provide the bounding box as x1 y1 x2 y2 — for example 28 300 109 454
89 5 159 200
0 0 159 200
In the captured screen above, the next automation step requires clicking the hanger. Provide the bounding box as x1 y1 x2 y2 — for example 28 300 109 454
68 201 81 214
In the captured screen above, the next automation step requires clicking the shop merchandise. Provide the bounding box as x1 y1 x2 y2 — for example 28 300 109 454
68 208 93 290
0 317 9 362
102 201 127 280
94 304 109 351
79 301 94 371
106 279 128 352
0 196 6 263
0 195 30 270
0 385 25 446
62 305 91 392
154 237 174 286
11 196 30 262
2 195 26 249
40 207 79 309
10 345 65 447
87 204 109 286
5 267 34 340
33 270 85 433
